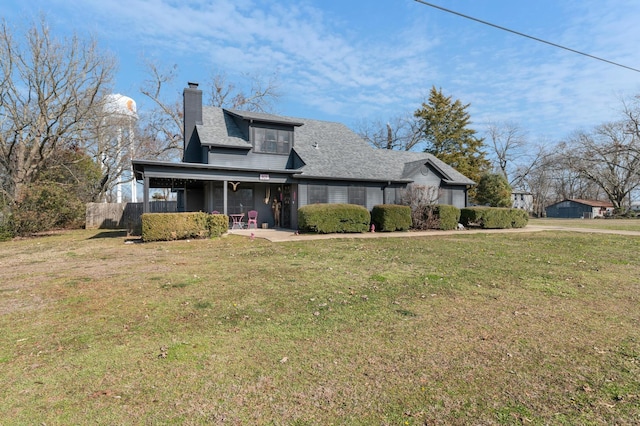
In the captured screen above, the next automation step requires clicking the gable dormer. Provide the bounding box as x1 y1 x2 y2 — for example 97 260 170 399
225 109 303 155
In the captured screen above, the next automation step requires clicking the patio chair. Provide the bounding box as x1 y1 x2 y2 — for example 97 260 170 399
247 210 258 229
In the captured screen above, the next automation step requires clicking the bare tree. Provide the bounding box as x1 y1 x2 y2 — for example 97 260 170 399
138 62 183 161
0 18 115 205
355 114 422 151
485 121 527 184
563 122 640 211
138 62 280 161
513 144 560 217
400 184 441 229
207 72 279 112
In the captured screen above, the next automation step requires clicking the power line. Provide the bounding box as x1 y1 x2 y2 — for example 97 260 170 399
413 0 640 74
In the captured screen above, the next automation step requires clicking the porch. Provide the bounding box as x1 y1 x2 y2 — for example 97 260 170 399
133 160 299 229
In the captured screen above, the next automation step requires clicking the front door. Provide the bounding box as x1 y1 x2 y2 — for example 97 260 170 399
270 184 292 228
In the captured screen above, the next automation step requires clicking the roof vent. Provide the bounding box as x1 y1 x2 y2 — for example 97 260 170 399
313 142 319 149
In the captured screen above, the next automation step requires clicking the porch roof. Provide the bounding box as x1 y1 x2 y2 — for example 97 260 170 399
132 159 297 187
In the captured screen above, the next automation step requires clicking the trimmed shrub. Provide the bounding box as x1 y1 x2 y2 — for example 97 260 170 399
510 209 529 228
298 203 370 234
408 204 460 231
435 204 461 230
142 212 216 242
208 213 229 237
371 204 411 232
460 207 480 227
460 207 529 229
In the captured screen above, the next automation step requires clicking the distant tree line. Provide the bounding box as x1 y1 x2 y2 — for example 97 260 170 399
358 88 640 216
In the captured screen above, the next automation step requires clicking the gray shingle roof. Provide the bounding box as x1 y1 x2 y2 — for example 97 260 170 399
225 109 304 126
198 107 474 185
197 108 251 148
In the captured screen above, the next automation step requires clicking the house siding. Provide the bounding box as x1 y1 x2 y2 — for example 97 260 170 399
404 165 467 209
410 166 443 187
208 147 290 170
441 185 466 209
512 192 534 212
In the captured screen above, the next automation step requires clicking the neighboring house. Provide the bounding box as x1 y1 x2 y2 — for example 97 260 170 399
545 199 614 218
512 191 533 213
132 83 475 229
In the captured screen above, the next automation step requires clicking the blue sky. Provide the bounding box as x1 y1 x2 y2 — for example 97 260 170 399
3 0 640 144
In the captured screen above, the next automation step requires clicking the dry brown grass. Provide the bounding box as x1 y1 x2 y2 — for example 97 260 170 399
0 228 639 424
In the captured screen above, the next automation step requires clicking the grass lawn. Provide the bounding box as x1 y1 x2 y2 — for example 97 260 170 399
1 228 639 425
530 217 640 232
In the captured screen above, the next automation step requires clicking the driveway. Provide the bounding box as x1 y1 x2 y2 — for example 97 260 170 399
228 224 640 242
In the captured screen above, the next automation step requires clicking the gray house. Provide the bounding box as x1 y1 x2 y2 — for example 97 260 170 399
132 83 474 229
546 199 614 218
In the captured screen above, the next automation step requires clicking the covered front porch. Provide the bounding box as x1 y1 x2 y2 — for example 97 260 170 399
201 181 297 229
133 160 299 230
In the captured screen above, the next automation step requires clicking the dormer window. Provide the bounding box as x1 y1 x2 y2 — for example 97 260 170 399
252 126 293 154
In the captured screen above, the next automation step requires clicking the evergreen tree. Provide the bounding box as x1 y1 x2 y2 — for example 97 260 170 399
414 87 490 198
475 173 512 207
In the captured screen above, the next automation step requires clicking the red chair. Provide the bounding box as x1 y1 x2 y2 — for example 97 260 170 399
247 210 258 229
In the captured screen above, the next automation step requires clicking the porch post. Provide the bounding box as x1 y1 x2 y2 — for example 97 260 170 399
183 182 188 212
223 180 228 215
143 174 150 213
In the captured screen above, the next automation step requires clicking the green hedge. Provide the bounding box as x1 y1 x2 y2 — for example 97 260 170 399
460 207 529 229
141 212 229 242
208 213 229 237
298 203 370 234
371 204 411 232
510 209 529 228
434 204 461 230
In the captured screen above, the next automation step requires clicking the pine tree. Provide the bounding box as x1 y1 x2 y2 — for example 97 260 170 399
475 173 512 207
414 87 490 199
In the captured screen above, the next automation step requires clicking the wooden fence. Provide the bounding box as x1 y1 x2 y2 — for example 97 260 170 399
85 201 178 230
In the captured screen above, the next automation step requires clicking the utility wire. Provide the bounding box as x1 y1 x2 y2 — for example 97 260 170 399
413 0 640 73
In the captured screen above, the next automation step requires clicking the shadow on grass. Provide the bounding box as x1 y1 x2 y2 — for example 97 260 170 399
87 230 128 239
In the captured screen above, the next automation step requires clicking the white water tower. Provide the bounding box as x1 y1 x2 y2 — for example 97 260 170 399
104 94 138 203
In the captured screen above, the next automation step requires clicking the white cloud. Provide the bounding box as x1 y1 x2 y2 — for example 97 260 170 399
7 0 640 141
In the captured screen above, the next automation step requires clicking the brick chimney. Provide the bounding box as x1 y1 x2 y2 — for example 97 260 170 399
183 82 203 162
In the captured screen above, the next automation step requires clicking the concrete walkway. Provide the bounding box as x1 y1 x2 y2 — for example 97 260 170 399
228 224 640 242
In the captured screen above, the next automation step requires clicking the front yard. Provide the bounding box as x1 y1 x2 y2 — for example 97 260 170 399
1 228 639 424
